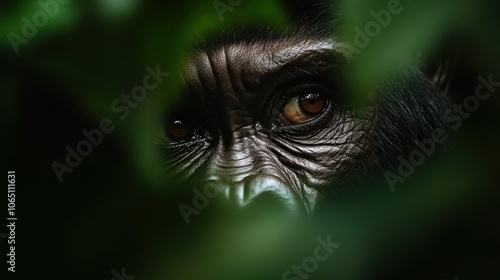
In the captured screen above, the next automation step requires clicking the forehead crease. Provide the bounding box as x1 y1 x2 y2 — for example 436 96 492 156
261 40 337 68
237 39 337 72
242 39 340 87
184 47 247 102
183 52 215 96
184 39 339 85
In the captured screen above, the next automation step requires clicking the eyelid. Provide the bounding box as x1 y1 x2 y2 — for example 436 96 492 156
265 79 333 129
158 114 208 146
158 128 208 148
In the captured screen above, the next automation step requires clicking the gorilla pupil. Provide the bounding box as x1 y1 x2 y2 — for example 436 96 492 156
300 93 324 115
168 120 191 140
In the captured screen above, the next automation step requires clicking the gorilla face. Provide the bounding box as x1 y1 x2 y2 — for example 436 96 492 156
157 27 449 214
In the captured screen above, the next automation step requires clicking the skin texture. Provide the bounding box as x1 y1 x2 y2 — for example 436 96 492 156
158 2 451 214
158 28 450 214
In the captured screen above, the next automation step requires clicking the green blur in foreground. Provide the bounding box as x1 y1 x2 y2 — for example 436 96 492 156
1 0 499 279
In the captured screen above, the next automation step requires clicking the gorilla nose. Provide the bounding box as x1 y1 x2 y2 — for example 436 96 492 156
207 175 306 215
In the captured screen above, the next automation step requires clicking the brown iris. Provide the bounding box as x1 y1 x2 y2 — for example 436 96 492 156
167 119 193 141
300 93 325 115
280 92 326 124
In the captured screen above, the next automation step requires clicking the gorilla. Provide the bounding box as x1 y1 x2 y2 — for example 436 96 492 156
6 1 499 280
157 0 452 218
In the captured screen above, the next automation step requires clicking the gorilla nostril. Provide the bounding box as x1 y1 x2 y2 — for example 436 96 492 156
227 175 306 214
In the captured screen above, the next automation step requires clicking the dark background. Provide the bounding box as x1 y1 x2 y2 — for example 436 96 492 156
1 0 499 279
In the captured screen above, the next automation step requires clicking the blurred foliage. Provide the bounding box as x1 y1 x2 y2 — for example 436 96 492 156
1 0 500 279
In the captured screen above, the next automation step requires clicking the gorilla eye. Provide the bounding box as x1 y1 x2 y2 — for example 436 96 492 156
279 92 327 125
158 117 200 144
168 119 193 141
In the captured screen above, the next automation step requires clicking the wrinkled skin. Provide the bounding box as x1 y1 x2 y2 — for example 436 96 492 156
158 10 450 215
